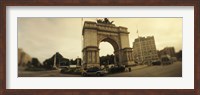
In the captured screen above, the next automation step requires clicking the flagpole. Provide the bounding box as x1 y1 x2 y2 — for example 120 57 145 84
81 18 84 66
137 29 143 64
81 18 83 27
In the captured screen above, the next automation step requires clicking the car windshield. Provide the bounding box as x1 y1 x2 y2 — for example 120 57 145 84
87 67 100 72
162 58 169 61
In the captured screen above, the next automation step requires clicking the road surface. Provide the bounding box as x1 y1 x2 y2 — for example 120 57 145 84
107 61 182 77
18 61 182 77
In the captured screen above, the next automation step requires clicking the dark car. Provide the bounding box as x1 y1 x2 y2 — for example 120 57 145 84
151 60 161 65
108 66 125 73
82 67 108 77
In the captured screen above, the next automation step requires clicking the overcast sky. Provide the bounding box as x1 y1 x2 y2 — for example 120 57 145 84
18 18 182 62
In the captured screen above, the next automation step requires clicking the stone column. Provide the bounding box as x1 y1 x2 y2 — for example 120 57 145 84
96 51 100 65
122 48 135 66
114 55 117 65
115 50 122 66
82 46 100 68
119 50 124 66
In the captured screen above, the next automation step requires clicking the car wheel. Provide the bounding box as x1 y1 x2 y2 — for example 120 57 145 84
82 73 87 77
96 73 101 77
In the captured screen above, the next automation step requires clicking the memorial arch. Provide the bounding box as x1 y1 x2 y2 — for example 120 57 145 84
82 19 134 68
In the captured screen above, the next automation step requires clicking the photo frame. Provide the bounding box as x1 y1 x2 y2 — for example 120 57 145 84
0 0 199 95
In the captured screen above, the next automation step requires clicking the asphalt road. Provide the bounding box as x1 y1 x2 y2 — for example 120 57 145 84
18 61 182 77
107 61 182 77
18 69 80 77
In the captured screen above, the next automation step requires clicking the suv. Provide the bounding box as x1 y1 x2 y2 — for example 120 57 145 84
82 67 108 77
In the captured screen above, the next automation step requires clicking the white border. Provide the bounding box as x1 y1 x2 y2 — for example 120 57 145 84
6 6 194 89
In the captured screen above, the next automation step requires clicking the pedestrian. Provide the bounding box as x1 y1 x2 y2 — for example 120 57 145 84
129 67 131 72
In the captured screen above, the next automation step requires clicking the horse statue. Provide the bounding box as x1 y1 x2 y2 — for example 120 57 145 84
97 18 114 24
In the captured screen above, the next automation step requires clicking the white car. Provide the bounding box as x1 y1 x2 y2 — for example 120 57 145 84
82 67 108 77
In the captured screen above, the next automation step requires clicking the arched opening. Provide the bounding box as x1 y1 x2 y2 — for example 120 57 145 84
99 42 113 57
99 42 114 66
99 37 120 67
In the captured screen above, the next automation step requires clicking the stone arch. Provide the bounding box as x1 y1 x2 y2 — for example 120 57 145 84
98 37 121 65
82 21 135 68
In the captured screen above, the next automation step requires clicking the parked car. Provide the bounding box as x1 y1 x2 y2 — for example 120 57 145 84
161 55 173 65
108 65 125 73
151 60 161 65
60 67 82 75
82 67 108 77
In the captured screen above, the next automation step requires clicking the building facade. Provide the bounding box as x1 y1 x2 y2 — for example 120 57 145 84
132 36 159 65
159 47 176 57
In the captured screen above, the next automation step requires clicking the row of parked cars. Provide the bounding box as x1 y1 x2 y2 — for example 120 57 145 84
60 67 108 76
60 65 130 77
138 55 177 66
